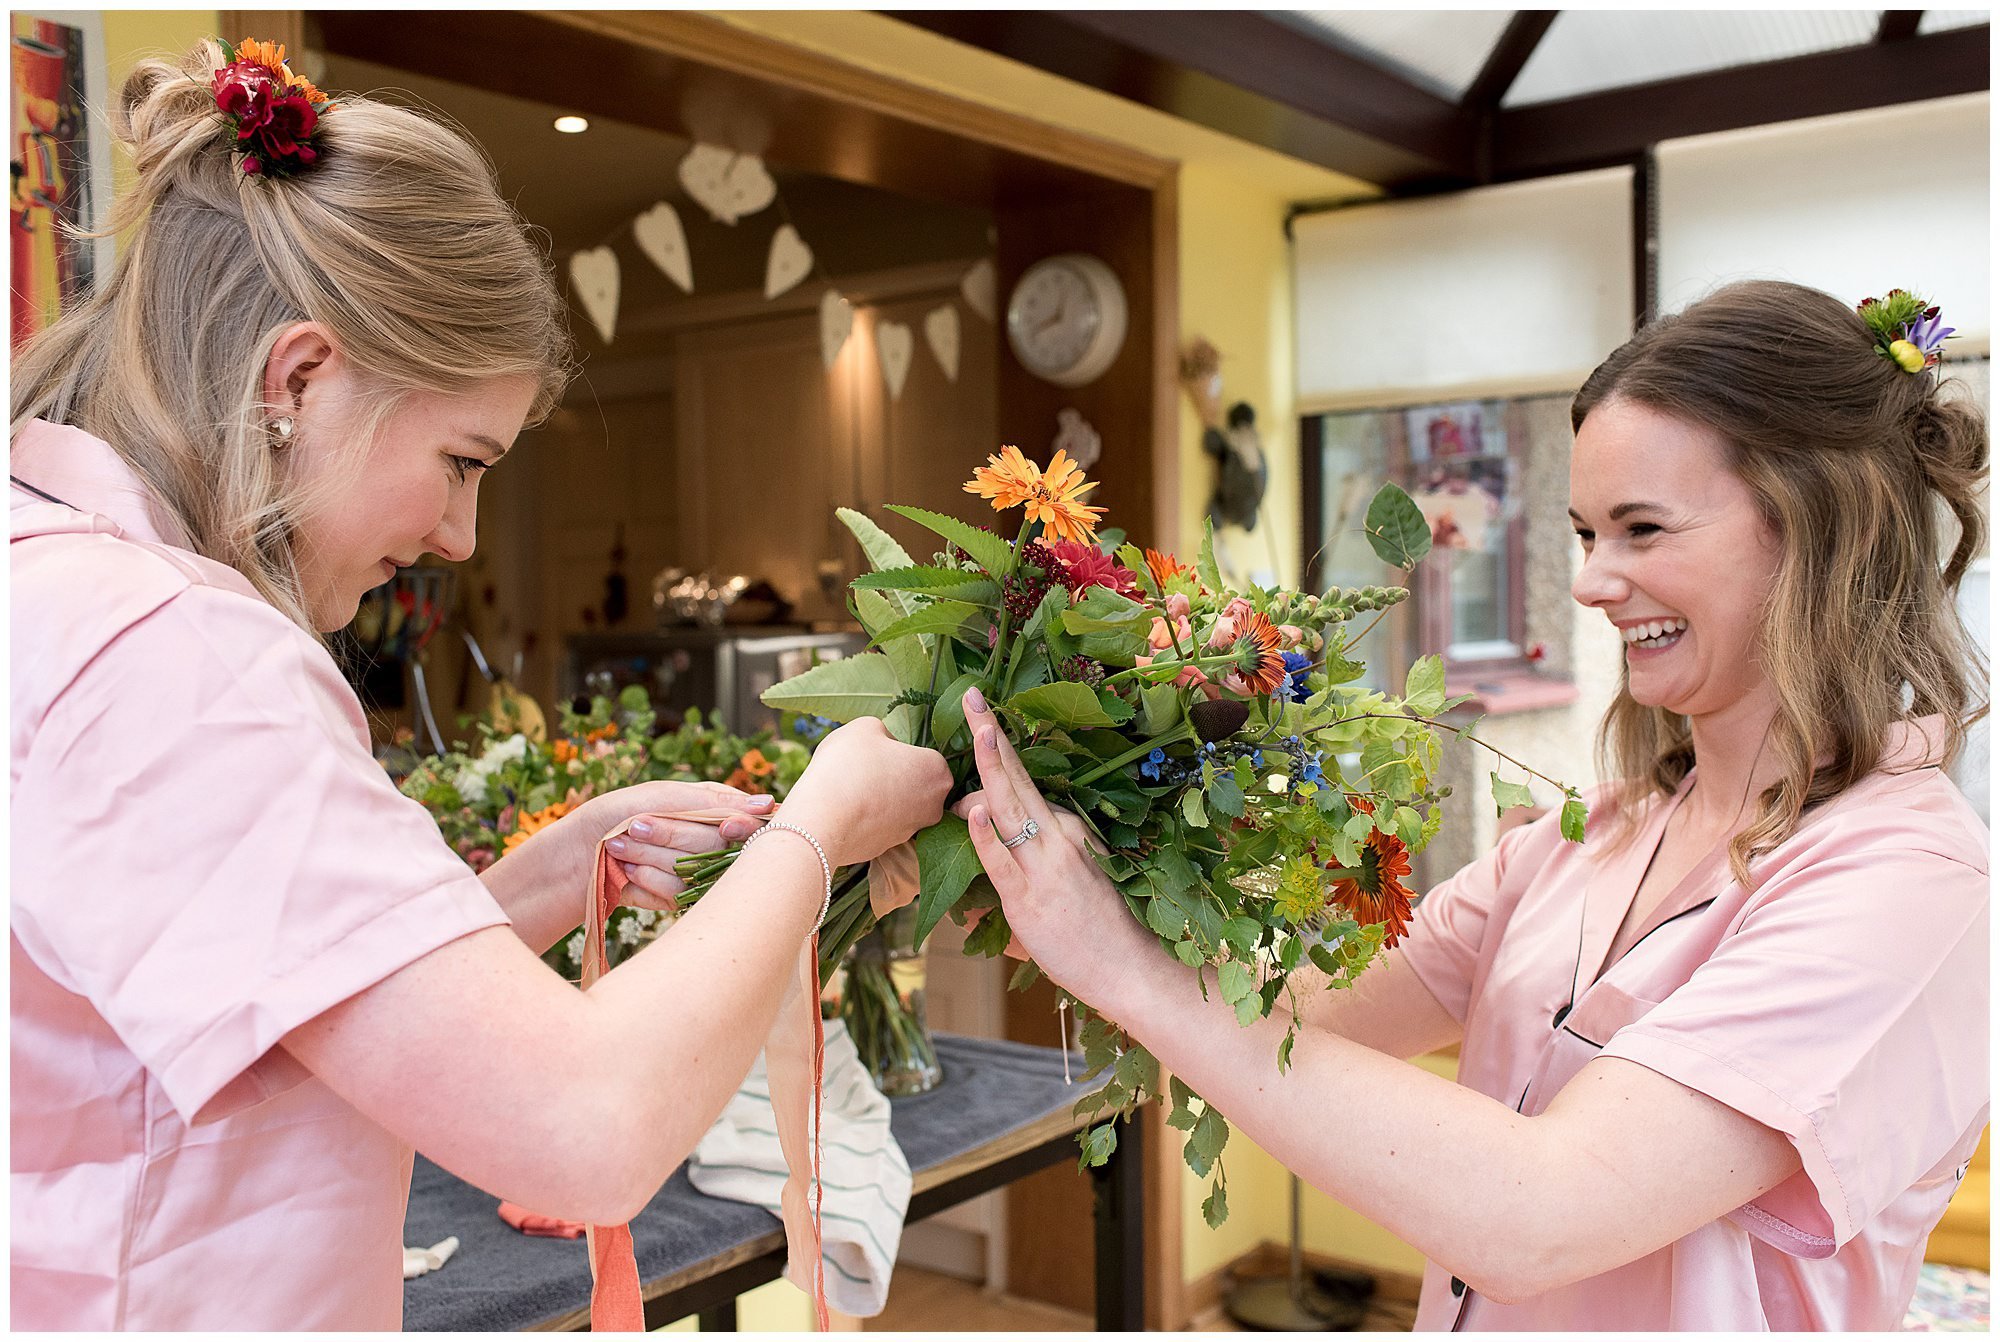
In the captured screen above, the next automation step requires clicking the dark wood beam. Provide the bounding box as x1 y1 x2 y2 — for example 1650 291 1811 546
1491 24 1988 181
892 10 1479 188
1876 10 1923 42
1463 11 1558 110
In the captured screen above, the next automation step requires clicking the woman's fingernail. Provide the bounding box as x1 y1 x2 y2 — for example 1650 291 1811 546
607 837 630 855
629 821 654 840
966 687 986 712
748 794 775 808
981 726 997 750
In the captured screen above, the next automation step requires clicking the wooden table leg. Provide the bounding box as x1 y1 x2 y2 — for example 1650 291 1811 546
1092 1112 1147 1330
696 1300 739 1331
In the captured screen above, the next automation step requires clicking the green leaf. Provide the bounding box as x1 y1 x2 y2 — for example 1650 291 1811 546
1361 738 1415 799
1008 959 1042 991
852 565 996 595
1197 519 1225 594
1490 771 1537 818
1404 653 1447 716
1017 745 1073 778
1137 683 1184 737
1202 1179 1229 1228
1393 805 1424 850
964 905 1013 958
218 37 240 62
911 814 984 948
1078 1121 1118 1168
1166 1104 1197 1131
838 505 914 574
1170 1075 1195 1112
1364 482 1431 570
885 504 1016 577
762 651 903 722
868 599 984 648
1021 584 1071 642
1220 916 1262 958
1181 788 1209 829
1191 1104 1230 1169
1278 1028 1296 1074
1005 681 1133 729
929 671 984 753
1117 543 1155 597
1217 960 1256 1005
1207 773 1246 820
1561 796 1590 844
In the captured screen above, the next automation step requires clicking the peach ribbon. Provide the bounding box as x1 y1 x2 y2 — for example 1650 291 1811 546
579 808 835 1331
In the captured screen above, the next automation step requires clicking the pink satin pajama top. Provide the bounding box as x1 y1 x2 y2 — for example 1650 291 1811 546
1399 722 1988 1330
10 420 509 1328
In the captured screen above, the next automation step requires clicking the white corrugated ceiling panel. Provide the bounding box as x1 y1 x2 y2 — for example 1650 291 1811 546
1276 10 1517 99
1506 10 1882 106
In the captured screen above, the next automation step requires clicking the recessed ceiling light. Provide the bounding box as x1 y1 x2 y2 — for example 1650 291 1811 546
553 115 589 134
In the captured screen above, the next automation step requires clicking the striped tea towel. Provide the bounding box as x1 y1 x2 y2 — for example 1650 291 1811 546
689 1019 911 1317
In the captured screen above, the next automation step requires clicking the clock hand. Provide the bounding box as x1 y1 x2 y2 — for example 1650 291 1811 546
1033 302 1069 338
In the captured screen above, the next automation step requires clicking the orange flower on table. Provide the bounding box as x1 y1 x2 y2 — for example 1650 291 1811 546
551 739 579 765
963 445 1104 545
723 748 775 792
1232 612 1288 697
503 799 574 855
586 723 620 743
1329 826 1415 948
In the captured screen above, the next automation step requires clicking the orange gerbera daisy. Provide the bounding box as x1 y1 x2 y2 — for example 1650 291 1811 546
963 445 1105 545
233 39 330 104
1144 547 1192 591
1233 611 1288 697
503 798 574 855
1329 827 1415 948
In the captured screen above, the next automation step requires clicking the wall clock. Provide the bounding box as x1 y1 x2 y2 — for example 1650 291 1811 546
1004 253 1128 388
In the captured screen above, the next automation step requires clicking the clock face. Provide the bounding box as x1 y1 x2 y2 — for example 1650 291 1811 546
1008 262 1103 378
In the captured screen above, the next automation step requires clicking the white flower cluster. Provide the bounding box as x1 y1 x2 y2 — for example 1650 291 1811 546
452 733 531 806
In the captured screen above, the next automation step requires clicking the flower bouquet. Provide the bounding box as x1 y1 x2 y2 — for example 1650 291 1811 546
715 445 1585 1225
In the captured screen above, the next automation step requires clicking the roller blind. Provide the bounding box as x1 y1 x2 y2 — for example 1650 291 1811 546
1293 167 1634 410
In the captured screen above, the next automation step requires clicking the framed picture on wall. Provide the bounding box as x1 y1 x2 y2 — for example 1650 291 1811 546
11 11 112 349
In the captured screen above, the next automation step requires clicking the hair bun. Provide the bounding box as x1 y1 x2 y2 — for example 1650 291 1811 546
108 43 242 223
1909 387 1989 589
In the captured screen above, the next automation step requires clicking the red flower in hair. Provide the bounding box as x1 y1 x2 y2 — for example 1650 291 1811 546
213 56 324 177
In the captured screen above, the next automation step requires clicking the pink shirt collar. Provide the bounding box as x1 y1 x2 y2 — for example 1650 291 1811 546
10 418 195 549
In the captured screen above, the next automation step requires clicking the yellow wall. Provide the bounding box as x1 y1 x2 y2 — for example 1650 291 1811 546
100 12 218 199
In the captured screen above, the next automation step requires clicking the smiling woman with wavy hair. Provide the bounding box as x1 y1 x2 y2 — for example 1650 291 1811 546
943 276 1988 1332
1573 278 1987 883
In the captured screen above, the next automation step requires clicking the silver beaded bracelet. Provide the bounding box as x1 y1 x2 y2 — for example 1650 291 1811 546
743 820 834 930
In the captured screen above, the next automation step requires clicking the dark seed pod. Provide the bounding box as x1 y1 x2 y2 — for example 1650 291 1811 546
1189 697 1250 743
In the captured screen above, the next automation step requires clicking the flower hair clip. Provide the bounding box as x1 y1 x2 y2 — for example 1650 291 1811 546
1857 289 1956 373
210 38 332 178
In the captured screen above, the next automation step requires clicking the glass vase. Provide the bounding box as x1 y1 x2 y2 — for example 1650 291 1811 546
840 904 943 1095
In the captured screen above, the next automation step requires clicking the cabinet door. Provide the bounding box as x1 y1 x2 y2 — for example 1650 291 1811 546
673 314 863 626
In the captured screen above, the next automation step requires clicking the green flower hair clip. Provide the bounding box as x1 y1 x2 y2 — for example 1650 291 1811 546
1856 289 1955 373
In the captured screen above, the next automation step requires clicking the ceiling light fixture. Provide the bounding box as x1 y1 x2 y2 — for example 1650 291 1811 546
553 115 589 134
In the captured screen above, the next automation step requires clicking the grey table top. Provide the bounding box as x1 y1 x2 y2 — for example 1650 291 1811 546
401 1034 1086 1331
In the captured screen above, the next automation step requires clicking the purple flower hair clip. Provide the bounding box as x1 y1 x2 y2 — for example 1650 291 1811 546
1856 289 1956 373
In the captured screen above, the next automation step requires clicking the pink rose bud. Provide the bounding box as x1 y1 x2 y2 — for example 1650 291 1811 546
1278 624 1305 647
1165 592 1191 619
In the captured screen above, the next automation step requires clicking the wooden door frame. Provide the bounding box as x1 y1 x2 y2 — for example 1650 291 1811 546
309 8 1187 1326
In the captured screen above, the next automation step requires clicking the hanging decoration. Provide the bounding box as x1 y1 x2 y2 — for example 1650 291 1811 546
561 144 1006 386
569 246 620 345
876 320 914 401
764 223 814 300
923 304 960 383
819 289 855 370
677 143 777 225
632 202 693 293
958 258 997 323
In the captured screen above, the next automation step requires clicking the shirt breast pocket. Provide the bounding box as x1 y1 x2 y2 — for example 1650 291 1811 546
1521 982 1662 1116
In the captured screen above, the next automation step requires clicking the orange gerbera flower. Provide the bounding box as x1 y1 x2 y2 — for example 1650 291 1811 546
586 722 620 742
551 739 578 765
503 799 574 855
964 445 1105 545
1329 827 1415 948
1144 548 1192 590
232 39 330 104
1233 611 1288 697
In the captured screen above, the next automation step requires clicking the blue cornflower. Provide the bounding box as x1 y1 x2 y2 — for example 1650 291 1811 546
1279 650 1313 704
1140 746 1167 781
1251 748 1265 769
1296 750 1325 787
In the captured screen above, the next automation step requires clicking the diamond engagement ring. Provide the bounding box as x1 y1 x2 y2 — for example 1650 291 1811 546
1001 818 1039 849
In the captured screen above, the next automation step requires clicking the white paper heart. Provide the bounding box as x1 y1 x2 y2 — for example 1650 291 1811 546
569 246 620 345
765 224 813 300
959 258 997 323
678 143 777 225
819 289 854 370
923 304 960 382
632 202 692 292
877 321 914 401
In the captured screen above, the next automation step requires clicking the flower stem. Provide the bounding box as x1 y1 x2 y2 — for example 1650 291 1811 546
1075 722 1198 787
